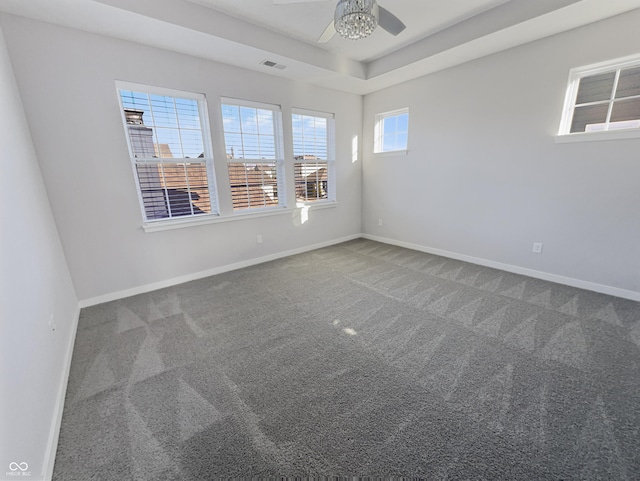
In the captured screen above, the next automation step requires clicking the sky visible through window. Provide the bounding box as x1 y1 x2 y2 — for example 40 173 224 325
221 104 276 160
120 90 204 159
381 112 408 152
292 114 328 159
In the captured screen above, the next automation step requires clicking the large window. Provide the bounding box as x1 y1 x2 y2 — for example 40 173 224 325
221 99 286 211
292 109 335 204
558 55 640 140
117 82 218 223
374 108 409 153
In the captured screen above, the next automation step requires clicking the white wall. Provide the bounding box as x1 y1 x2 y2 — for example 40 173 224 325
0 15 362 303
0 24 78 481
362 10 640 297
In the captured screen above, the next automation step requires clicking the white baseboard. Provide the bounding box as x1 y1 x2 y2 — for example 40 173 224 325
79 234 361 308
41 305 81 481
362 234 640 302
80 232 640 307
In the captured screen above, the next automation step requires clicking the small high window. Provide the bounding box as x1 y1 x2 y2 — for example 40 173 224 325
558 55 640 140
374 108 409 153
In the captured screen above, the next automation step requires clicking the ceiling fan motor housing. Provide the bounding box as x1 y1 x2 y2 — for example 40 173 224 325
334 0 379 40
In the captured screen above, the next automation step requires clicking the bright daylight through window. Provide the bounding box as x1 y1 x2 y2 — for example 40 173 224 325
221 99 285 211
374 108 409 153
292 109 335 204
117 83 218 223
559 55 640 138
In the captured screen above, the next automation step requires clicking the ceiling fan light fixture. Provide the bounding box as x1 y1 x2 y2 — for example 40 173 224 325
334 0 379 40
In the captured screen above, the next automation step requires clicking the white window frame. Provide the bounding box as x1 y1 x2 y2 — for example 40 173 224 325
220 97 287 212
116 81 219 229
374 107 409 154
557 53 640 143
292 108 336 205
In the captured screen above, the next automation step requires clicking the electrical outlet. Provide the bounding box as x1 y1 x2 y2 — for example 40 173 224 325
532 242 543 254
256 234 263 244
378 219 383 227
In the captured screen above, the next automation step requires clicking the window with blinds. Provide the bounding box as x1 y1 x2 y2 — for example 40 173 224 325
117 83 218 223
559 55 640 137
221 99 285 211
292 109 335 204
374 108 409 153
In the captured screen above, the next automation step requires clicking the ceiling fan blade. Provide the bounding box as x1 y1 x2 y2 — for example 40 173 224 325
378 5 406 36
317 20 336 43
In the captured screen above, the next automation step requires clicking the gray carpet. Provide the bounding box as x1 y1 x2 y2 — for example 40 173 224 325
53 239 640 480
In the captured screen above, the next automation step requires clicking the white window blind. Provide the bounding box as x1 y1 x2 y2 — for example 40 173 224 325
374 108 409 153
117 83 218 222
559 55 640 137
292 109 335 203
221 99 285 211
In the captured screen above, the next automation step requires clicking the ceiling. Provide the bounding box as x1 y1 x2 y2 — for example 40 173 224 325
1 0 640 94
186 0 511 63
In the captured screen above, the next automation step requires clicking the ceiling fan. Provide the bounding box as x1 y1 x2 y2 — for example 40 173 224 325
273 0 406 43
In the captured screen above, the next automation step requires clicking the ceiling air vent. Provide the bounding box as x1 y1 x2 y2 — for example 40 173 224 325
261 60 286 70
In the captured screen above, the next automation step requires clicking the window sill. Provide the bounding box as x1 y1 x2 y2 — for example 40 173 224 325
296 200 338 210
142 202 337 233
143 207 291 233
555 129 640 143
373 149 409 157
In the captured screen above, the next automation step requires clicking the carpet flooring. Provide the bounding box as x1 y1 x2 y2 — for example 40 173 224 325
53 239 640 479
